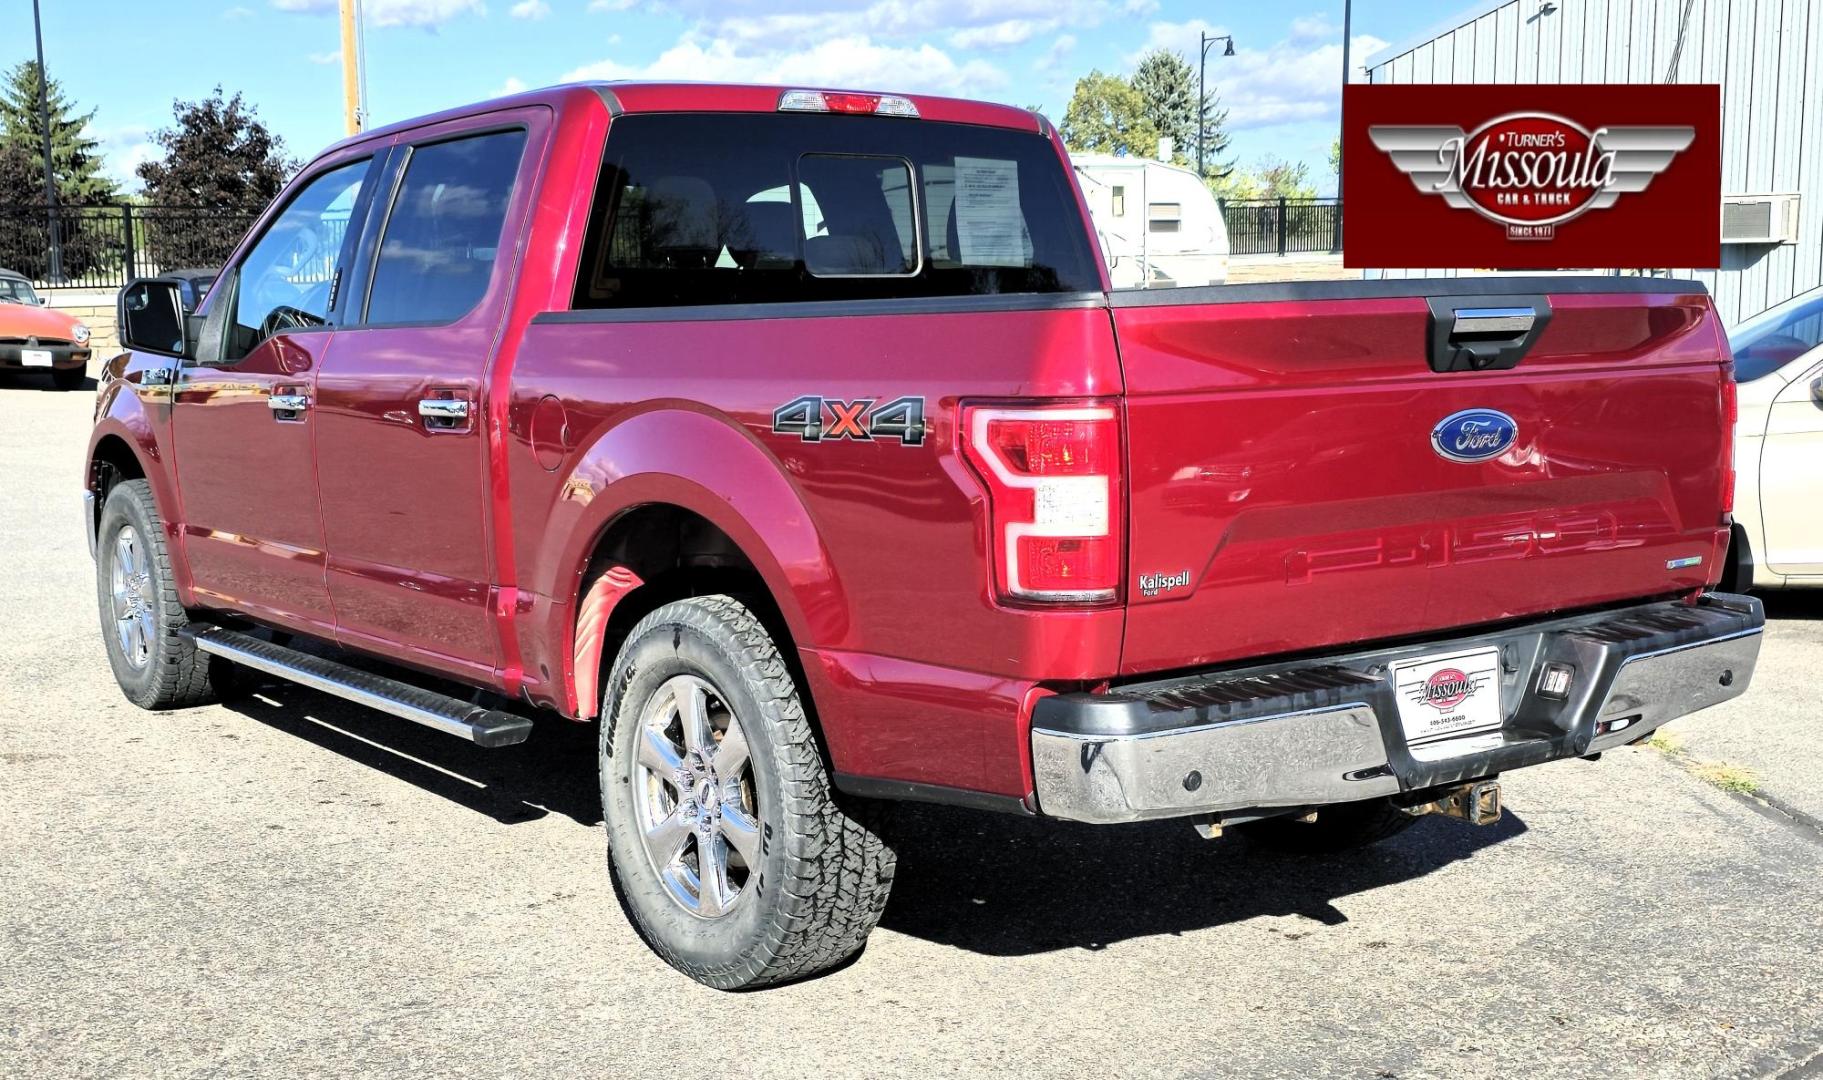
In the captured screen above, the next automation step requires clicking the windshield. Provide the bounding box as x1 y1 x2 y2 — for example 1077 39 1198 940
1730 289 1823 382
0 278 38 305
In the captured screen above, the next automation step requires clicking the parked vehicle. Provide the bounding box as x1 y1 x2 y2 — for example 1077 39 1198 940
89 83 1763 990
1 267 90 389
1071 153 1228 287
1726 285 1823 589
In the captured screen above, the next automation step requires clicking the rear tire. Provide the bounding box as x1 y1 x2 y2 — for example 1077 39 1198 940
52 365 86 390
96 479 228 709
600 595 896 989
1241 797 1420 854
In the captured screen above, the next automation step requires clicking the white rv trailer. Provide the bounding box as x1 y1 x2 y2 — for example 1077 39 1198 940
1071 152 1230 289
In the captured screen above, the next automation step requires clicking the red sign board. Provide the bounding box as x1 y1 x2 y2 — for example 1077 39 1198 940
1343 84 1721 269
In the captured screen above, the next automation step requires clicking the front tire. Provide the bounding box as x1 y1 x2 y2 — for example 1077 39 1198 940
96 479 227 709
600 595 895 989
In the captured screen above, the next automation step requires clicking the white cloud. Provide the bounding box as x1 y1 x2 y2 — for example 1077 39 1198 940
1132 18 1385 129
588 0 639 8
562 33 1007 97
307 50 341 65
948 19 1048 50
223 5 255 18
1121 0 1158 13
509 0 550 18
96 126 157 194
496 75 528 94
1035 33 1076 71
269 0 484 29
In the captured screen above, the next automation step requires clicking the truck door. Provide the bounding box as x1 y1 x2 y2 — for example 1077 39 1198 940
1760 356 1823 576
172 151 377 639
312 116 542 683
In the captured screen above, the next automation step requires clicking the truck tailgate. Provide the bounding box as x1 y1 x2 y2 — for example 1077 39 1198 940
1113 279 1732 677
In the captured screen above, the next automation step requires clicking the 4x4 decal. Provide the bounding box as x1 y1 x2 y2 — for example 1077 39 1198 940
771 395 926 446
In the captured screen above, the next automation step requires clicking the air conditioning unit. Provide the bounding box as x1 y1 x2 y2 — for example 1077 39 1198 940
1720 193 1800 245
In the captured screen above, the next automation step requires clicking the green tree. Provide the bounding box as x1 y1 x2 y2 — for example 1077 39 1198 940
0 61 117 205
1060 70 1160 159
1210 156 1317 200
1130 50 1196 160
136 88 297 270
0 62 120 281
1328 137 1341 186
1130 48 1233 178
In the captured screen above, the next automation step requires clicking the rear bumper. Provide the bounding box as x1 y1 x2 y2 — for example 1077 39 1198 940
1031 593 1764 824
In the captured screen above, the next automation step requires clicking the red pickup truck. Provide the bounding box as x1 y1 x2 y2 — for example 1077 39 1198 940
89 83 1763 989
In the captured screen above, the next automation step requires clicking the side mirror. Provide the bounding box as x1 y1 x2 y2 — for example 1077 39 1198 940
118 278 191 360
36 296 47 306
1811 377 1822 406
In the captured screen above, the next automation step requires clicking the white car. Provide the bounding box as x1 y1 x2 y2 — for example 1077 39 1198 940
1729 286 1823 590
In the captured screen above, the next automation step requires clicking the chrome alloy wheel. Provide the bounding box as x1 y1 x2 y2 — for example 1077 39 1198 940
632 674 760 919
110 525 156 670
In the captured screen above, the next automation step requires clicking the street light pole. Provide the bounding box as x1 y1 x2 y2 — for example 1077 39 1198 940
1196 33 1235 179
30 0 62 282
1337 0 1352 203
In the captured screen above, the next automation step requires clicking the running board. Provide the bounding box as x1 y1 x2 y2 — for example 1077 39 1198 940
180 625 533 748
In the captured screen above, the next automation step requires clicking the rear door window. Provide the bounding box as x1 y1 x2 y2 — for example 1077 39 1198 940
364 128 527 326
574 113 1100 309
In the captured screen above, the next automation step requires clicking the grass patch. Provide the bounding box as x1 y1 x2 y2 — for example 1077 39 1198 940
1644 731 1683 753
1691 762 1760 795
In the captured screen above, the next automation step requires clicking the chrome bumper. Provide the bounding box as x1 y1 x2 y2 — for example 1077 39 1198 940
1032 594 1764 824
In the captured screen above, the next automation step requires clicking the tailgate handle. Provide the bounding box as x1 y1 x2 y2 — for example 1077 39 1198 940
1452 307 1535 336
1426 294 1552 373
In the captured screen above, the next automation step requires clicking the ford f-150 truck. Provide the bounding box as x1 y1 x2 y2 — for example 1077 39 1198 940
89 83 1763 990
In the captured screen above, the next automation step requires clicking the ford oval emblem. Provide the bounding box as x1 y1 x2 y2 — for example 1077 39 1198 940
1431 408 1518 463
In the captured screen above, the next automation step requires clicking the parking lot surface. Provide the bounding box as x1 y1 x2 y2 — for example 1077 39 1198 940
4 376 1820 1079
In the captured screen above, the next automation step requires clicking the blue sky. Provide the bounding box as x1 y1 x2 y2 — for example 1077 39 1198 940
18 0 1465 196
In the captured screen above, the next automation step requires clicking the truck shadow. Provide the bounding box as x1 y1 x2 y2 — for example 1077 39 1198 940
222 680 1526 955
875 803 1527 955
221 683 605 827
1760 589 1823 621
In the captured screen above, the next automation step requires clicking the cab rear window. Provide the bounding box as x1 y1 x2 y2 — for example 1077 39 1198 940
573 113 1100 309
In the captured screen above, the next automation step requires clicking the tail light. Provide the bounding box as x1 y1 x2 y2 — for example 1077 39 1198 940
1720 371 1738 519
961 403 1122 604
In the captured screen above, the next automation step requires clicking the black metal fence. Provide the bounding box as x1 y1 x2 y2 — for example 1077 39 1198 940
0 203 263 289
1219 197 1342 257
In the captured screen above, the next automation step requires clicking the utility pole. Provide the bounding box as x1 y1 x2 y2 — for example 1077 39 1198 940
31 0 62 282
340 0 365 135
1196 33 1235 179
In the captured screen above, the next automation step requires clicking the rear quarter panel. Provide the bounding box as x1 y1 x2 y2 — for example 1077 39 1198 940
507 301 1123 797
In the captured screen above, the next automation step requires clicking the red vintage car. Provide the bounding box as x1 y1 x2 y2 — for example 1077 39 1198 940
0 267 91 389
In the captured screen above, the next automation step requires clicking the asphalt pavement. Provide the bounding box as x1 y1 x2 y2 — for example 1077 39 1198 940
4 372 1820 1079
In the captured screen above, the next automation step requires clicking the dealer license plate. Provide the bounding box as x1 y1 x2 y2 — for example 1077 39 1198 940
1391 646 1503 761
20 349 53 367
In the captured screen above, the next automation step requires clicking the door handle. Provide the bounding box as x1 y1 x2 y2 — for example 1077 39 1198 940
268 393 309 417
417 398 471 421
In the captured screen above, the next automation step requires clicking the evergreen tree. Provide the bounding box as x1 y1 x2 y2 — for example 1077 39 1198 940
1129 48 1233 179
0 61 117 205
1060 71 1161 159
0 63 118 281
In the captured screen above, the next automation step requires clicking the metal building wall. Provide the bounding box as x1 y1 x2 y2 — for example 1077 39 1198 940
1363 0 1823 326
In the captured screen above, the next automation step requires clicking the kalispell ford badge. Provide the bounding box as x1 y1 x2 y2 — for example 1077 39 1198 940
1137 570 1193 598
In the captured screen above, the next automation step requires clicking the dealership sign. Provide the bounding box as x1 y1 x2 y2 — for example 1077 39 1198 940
1343 85 1721 269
